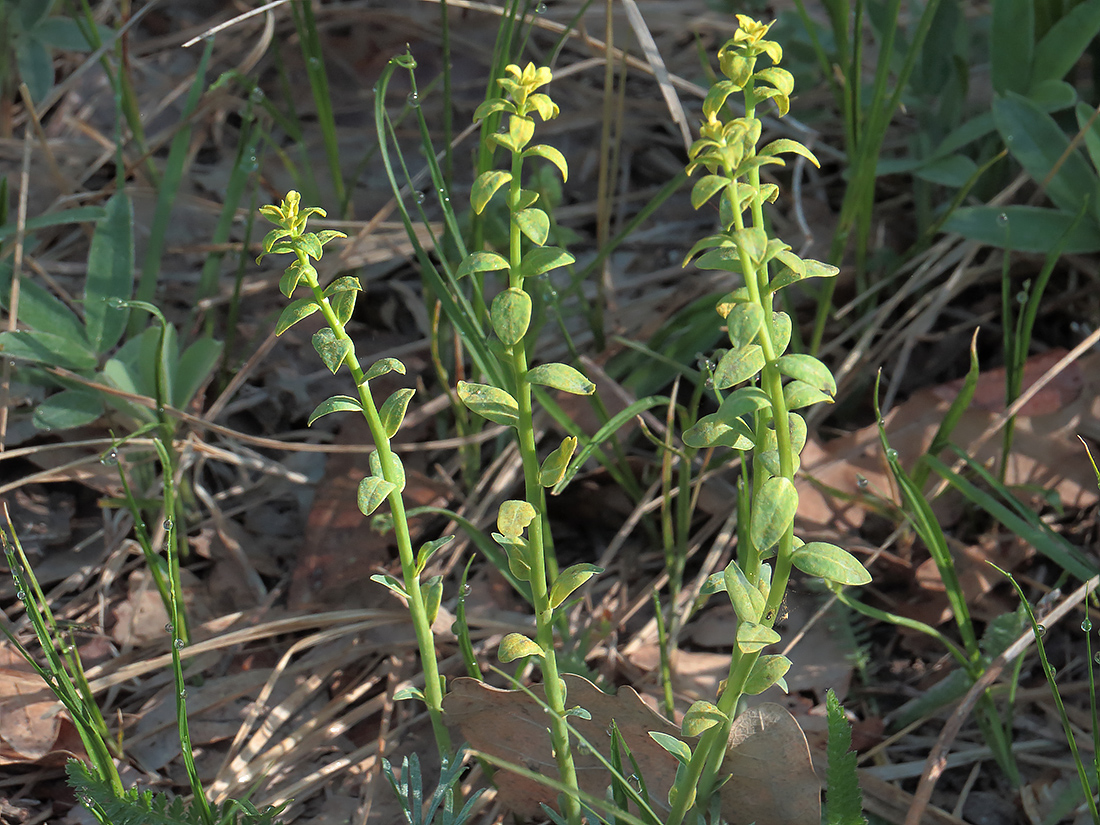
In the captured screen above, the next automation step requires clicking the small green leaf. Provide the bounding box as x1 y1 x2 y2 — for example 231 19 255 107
700 571 727 595
358 476 397 516
713 343 764 389
784 380 833 410
758 138 820 167
564 706 592 720
498 499 537 537
499 538 532 581
473 98 516 121
744 654 792 694
16 38 52 103
498 633 542 662
307 395 363 425
733 225 767 264
379 387 415 438
681 701 727 736
471 170 512 214
312 328 352 373
369 450 405 491
275 299 320 335
298 233 323 260
549 563 602 609
174 337 222 408
792 542 872 585
736 621 781 653
85 192 134 353
524 144 569 181
516 208 550 245
456 251 510 279
457 380 519 427
33 388 103 431
370 573 407 597
775 354 836 396
520 246 574 279
279 261 315 297
423 575 444 624
364 357 406 381
648 731 691 765
751 476 798 552
491 288 532 346
323 275 362 296
723 561 765 623
330 289 357 326
0 265 86 344
726 302 764 349
416 536 454 574
526 363 595 395
770 311 792 355
393 685 425 702
691 175 730 209
540 436 577 487
683 412 755 449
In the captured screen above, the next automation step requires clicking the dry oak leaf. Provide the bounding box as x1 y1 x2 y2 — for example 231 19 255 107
0 640 85 766
443 673 819 825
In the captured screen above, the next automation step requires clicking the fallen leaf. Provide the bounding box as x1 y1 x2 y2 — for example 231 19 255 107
0 640 85 765
443 673 819 825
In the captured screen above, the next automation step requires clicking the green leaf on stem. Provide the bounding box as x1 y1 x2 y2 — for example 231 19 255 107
751 476 798 552
736 621 781 653
33 388 102 431
370 573 407 597
416 536 454 575
369 450 405 491
85 192 134 353
364 357 406 381
472 170 513 214
783 380 833 410
312 328 352 373
691 175 729 209
523 144 569 181
539 435 577 487
498 499 537 537
276 299 320 334
457 251 510 279
457 381 519 427
323 275 362 296
769 311 792 355
0 330 97 370
648 731 692 765
549 563 602 609
526 363 595 395
307 395 363 425
330 289 357 326
714 343 764 389
491 288 532 345
724 560 765 623
498 632 542 662
683 412 754 449
280 261 316 297
727 302 764 349
775 354 836 396
358 476 396 516
792 542 871 585
744 654 792 694
520 247 574 279
423 575 444 624
379 388 415 437
393 685 425 702
516 208 550 245
681 701 727 736
758 137 820 167
733 225 767 264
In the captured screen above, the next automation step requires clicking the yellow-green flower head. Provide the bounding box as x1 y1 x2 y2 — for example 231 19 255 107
498 63 557 116
718 15 783 84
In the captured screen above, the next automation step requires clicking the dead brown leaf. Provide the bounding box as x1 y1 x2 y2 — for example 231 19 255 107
0 640 85 766
443 674 819 825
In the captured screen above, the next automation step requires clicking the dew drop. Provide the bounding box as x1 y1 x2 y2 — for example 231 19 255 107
415 190 426 204
536 1 547 11
1036 624 1047 636
1094 651 1100 664
407 92 420 107
886 448 898 461
1016 291 1027 304
174 638 185 649
462 583 472 596
163 518 173 532
997 212 1009 225
101 449 118 466
307 56 320 68
1049 664 1057 677
1083 618 1093 632
764 609 775 622
249 87 264 104
878 417 886 427
179 688 188 698
164 623 173 633
16 590 25 601
856 474 869 490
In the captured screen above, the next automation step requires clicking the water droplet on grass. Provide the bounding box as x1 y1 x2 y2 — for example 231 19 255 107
856 475 868 490
536 2 547 11
997 212 1009 225
886 448 898 461
407 92 420 107
1036 624 1047 636
165 623 173 633
415 191 426 204
1083 618 1093 632
16 590 25 601
101 449 118 466
174 639 185 649
163 518 173 532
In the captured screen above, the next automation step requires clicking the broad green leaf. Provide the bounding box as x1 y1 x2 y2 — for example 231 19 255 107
723 561 765 623
490 115 535 153
683 233 733 266
733 225 767 264
695 247 744 274
775 354 836 395
784 380 833 410
308 395 363 425
0 329 97 370
85 192 134 352
945 205 1100 253
713 343 764 389
751 476 798 552
681 701 727 736
297 233 323 260
691 175 729 209
275 299 320 335
473 97 516 121
471 170 512 214
1032 0 1100 85
379 387 415 437
682 411 755 450
726 302 764 349
744 654 791 694
0 206 106 243
991 0 1033 94
312 328 352 373
491 288 532 345
456 251 510 279
793 542 872 585
370 573 407 598
520 246 574 279
524 144 569 181
330 289 356 326
515 208 549 245
457 380 519 427
33 388 102 431
364 357 406 381
736 621 781 653
498 632 542 662
358 476 396 516
0 265 87 344
173 337 221 408
526 363 595 395
35 18 99 51
539 435 576 487
648 731 691 765
498 499 537 537
549 563 602 609
16 38 52 103
497 536 532 580
416 536 453 574
423 575 444 624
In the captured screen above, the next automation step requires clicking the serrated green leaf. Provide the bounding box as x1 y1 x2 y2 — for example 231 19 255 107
520 246 574 279
307 395 362 425
516 208 550 245
744 654 792 694
358 476 396 516
539 435 577 487
276 298 320 335
379 387 415 438
491 288 532 346
648 731 692 765
457 380 519 426
713 343 764 389
549 563 602 609
524 144 569 180
370 573 408 597
736 621 782 653
681 701 727 736
751 476 798 552
526 362 595 395
457 251 511 279
33 388 103 431
364 357 406 381
723 561 765 623
726 302 764 349
85 192 134 352
312 328 352 373
775 354 836 395
498 632 542 662
498 499 537 537
792 542 872 585
471 170 512 214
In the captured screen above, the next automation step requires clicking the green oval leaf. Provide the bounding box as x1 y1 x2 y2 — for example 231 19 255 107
307 395 363 425
276 298 320 335
323 275 362 296
736 621 782 653
516 208 550 245
783 380 833 410
526 363 595 395
358 475 396 516
312 328 352 373
648 731 691 765
539 435 577 488
682 412 755 449
364 357 406 381
681 701 727 737
330 289 357 326
520 246 574 279
491 288 532 346
369 450 405 491
713 343 764 389
744 654 792 694
379 387 415 438
770 311 792 355
416 536 454 575
726 302 764 349
33 388 102 431
370 573 407 597
524 144 569 181
549 563 602 609
498 499 537 537
457 251 510 279
472 170 513 214
498 632 542 662
691 175 730 209
751 476 798 552
775 354 836 396
723 561 764 623
423 575 444 624
457 380 519 427
792 542 872 585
